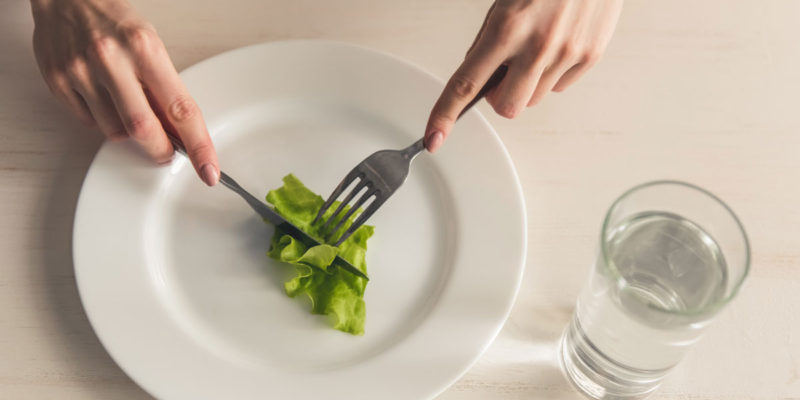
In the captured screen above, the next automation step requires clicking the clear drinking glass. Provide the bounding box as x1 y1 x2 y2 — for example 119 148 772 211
559 181 750 399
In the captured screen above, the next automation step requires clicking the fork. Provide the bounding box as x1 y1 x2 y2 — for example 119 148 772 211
314 65 508 246
163 131 370 280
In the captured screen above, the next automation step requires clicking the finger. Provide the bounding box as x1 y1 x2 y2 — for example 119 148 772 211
550 0 617 93
528 54 580 106
66 90 96 127
102 62 173 163
135 32 219 186
466 2 496 57
486 53 545 118
424 39 508 153
67 59 126 141
48 72 96 126
85 88 127 141
551 61 593 92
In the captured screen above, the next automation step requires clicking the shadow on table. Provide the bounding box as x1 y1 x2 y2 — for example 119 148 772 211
1 2 153 398
509 332 580 399
497 292 582 398
37 148 155 399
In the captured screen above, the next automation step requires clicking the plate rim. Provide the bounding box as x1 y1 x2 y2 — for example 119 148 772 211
72 39 528 399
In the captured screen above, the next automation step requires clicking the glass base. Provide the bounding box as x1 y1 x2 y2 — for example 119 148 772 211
559 319 666 400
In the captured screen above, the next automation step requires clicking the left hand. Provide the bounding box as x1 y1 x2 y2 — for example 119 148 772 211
31 0 220 186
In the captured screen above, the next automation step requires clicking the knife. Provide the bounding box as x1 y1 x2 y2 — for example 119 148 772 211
165 132 369 281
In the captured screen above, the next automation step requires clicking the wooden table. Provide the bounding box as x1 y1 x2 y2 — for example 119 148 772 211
2 0 798 398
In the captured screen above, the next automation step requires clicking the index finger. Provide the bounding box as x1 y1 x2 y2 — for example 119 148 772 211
424 38 507 153
139 46 219 186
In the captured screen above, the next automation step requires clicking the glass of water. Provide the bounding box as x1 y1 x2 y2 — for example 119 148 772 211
559 181 750 399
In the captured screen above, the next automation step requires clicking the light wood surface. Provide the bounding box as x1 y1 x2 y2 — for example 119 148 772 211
2 0 799 398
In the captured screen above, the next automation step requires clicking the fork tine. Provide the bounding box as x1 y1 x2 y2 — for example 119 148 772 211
325 188 377 242
320 179 368 232
334 196 386 246
313 169 363 225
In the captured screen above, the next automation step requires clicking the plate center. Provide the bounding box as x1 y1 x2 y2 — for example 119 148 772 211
148 101 456 371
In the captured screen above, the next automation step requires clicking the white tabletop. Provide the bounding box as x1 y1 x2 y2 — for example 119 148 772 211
2 1 798 399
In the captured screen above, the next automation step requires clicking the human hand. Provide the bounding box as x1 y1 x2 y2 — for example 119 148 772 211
31 0 219 185
424 0 623 152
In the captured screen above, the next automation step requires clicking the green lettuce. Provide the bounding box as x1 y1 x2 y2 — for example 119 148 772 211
265 174 373 335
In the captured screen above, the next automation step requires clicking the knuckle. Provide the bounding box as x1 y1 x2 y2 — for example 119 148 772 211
539 34 561 58
65 57 90 81
561 40 581 61
583 46 604 65
448 74 479 99
187 141 214 162
126 115 160 141
88 35 119 64
168 96 199 122
47 70 69 89
125 26 162 57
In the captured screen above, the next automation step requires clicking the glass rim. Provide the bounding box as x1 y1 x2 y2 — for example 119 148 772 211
600 180 751 316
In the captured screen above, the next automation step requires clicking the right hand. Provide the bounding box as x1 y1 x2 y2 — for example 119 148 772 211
424 0 623 153
31 0 220 186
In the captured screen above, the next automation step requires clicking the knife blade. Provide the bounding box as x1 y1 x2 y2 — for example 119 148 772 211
227 177 369 281
165 132 368 281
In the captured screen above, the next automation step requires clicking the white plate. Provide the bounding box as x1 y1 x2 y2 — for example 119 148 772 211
73 40 526 400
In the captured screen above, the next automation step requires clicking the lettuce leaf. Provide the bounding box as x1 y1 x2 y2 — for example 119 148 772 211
265 174 372 335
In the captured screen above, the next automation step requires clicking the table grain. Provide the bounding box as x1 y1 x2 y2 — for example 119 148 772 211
2 0 799 399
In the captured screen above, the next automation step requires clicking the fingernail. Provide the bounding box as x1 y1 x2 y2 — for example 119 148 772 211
200 163 219 186
427 131 444 153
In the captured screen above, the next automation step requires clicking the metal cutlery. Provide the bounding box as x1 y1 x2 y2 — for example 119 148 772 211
314 65 508 245
165 132 369 280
